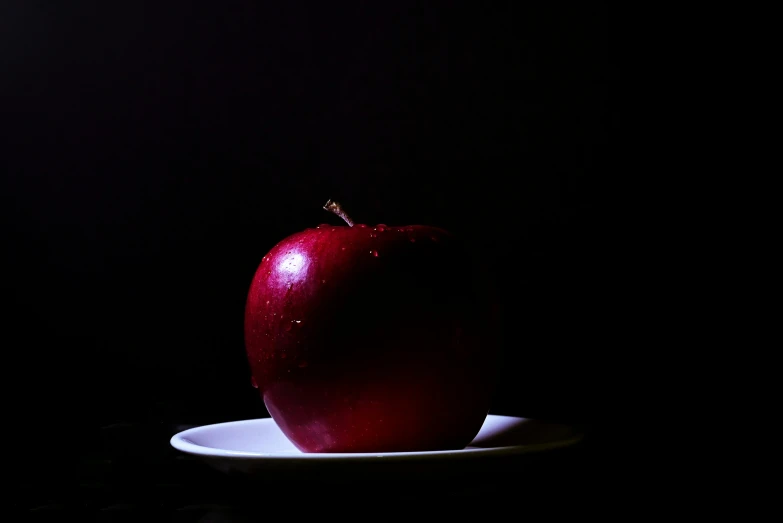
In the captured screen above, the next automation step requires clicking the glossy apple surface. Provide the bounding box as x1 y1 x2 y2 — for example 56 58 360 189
244 219 500 453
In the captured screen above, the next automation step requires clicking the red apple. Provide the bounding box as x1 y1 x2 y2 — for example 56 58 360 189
244 200 501 453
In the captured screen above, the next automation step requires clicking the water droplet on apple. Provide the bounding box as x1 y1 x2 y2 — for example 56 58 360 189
341 247 346 251
287 283 293 290
376 224 387 231
295 319 302 324
357 224 367 228
266 300 270 304
251 376 258 388
321 279 326 284
370 233 376 238
371 250 379 257
331 228 336 232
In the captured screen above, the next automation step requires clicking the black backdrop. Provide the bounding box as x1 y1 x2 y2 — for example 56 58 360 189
3 1 611 517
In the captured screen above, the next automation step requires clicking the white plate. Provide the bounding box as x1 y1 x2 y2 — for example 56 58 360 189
170 414 584 481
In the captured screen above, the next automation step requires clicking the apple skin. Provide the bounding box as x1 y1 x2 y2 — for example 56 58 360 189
244 222 500 453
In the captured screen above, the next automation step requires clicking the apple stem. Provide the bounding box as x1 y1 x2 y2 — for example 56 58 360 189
323 199 355 227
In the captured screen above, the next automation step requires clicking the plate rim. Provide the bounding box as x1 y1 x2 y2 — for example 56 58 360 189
169 414 584 461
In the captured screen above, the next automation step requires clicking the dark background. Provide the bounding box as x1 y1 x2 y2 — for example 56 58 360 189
3 1 611 519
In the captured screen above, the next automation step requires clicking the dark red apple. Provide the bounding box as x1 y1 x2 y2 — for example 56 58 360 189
244 200 501 453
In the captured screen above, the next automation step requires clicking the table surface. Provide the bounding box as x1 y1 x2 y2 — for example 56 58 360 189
14 415 605 522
